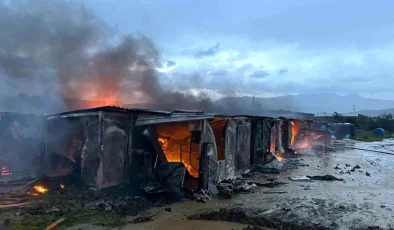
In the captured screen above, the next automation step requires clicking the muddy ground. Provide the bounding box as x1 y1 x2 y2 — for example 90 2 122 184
2 139 394 230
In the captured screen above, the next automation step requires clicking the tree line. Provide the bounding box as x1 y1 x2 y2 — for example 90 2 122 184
332 112 394 132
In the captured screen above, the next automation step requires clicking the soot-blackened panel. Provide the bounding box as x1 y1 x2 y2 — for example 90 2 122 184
202 120 218 185
81 117 100 188
235 120 251 175
224 120 236 179
253 120 264 165
101 115 129 188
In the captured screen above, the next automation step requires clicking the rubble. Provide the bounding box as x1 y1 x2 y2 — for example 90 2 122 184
289 176 311 181
350 165 361 172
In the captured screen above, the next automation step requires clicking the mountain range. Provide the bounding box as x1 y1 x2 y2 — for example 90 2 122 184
215 93 394 116
2 93 394 117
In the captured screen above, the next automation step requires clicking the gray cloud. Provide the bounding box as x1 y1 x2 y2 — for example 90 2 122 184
249 70 270 79
167 60 176 67
278 68 288 75
194 42 220 58
237 63 255 73
209 69 228 77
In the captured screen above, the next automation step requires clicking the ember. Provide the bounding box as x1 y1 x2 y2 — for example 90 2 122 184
60 184 65 189
34 185 48 194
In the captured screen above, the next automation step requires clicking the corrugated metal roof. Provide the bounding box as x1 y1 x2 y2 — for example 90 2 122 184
0 111 45 117
53 106 171 116
213 114 273 119
136 114 215 126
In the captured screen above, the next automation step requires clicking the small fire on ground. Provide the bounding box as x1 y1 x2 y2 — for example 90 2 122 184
1 166 11 176
34 185 48 194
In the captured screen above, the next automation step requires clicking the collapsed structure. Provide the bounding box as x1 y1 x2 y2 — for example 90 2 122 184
0 106 330 194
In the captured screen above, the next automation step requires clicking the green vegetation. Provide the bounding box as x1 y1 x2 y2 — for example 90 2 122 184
332 112 394 142
11 210 124 230
351 130 393 142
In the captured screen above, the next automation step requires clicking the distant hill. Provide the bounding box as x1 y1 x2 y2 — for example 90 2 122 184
215 93 394 114
3 93 394 116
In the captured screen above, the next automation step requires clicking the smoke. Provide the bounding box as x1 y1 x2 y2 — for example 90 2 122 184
0 0 220 113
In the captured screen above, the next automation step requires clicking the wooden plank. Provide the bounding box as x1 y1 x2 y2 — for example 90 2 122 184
44 217 66 230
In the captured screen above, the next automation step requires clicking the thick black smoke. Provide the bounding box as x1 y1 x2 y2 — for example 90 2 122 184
0 0 221 114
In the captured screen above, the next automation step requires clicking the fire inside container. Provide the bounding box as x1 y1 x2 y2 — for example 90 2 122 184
156 122 200 178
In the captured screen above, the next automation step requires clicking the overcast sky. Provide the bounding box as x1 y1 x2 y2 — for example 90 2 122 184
83 0 394 100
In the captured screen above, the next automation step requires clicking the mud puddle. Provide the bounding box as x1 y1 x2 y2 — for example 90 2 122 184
124 219 264 230
187 208 331 230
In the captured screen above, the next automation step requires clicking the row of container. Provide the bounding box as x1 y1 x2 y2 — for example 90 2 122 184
0 106 326 193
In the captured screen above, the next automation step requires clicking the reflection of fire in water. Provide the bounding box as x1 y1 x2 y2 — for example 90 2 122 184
34 185 48 194
158 137 198 178
1 166 11 176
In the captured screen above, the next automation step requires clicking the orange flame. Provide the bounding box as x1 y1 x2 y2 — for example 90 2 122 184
60 184 65 189
158 137 198 177
34 185 48 194
85 97 123 108
290 121 299 145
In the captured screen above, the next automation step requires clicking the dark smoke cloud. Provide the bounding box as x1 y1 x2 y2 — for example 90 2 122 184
166 60 176 67
249 70 270 79
0 0 221 113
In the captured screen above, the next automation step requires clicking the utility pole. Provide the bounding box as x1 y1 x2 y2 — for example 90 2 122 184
252 95 255 114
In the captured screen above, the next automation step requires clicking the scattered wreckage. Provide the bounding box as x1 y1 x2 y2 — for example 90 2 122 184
0 106 331 200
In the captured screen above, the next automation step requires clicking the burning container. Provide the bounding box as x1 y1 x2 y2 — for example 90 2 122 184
0 112 44 181
135 110 217 191
42 106 142 190
209 115 252 182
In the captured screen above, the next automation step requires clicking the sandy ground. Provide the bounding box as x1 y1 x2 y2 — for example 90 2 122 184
120 139 394 230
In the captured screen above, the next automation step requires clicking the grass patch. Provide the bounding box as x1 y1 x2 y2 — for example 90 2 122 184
351 130 393 142
11 210 124 230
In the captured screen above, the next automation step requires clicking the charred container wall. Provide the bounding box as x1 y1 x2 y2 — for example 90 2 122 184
43 109 136 190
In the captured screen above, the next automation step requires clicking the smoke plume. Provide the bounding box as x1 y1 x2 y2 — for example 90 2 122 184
0 0 220 114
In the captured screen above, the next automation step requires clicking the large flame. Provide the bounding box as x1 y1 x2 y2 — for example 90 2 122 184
85 96 123 108
290 121 298 145
75 82 125 108
290 121 312 151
